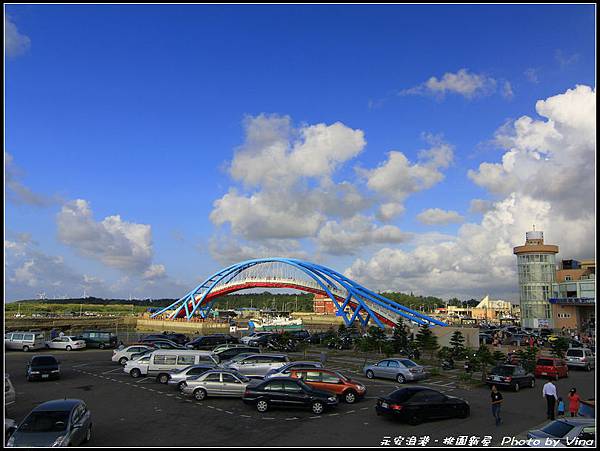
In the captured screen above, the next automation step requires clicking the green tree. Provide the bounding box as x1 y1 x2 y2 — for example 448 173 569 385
449 330 466 358
492 350 506 364
392 318 410 353
415 324 439 359
475 346 495 380
516 346 539 373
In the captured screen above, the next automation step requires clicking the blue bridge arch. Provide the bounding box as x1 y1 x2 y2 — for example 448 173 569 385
150 258 446 329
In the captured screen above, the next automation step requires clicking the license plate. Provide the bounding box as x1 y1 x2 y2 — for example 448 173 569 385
493 376 502 381
381 402 388 408
541 372 547 376
42 374 49 378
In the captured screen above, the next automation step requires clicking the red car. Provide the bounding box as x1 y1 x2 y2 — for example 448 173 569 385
534 357 569 380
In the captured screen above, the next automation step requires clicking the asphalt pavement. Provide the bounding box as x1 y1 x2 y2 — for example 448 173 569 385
4 349 595 447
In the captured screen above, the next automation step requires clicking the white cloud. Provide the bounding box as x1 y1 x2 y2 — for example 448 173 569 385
5 16 31 58
6 152 54 207
400 69 498 99
502 81 514 100
469 199 493 214
524 68 539 84
555 49 579 68
56 199 154 273
417 208 464 225
358 137 454 220
317 215 412 256
346 85 596 300
142 264 167 281
209 235 307 266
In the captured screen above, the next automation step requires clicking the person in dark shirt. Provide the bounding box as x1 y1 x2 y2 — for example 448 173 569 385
491 385 503 426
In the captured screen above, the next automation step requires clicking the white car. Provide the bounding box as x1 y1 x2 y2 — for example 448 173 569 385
5 374 15 406
45 336 86 351
240 332 272 345
124 354 151 378
112 345 154 365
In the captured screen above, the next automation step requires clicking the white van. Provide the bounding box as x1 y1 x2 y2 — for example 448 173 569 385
5 332 46 352
133 350 219 383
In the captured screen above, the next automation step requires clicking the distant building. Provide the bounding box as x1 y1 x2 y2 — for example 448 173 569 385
471 295 516 321
313 293 337 314
550 259 595 333
513 230 559 329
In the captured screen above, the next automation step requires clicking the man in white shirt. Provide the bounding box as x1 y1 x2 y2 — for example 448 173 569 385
543 379 558 420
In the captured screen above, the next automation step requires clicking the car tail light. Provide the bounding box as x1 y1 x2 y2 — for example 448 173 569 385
581 358 587 362
504 376 512 382
391 404 403 411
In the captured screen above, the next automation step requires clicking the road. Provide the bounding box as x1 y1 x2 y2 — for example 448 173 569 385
5 349 595 447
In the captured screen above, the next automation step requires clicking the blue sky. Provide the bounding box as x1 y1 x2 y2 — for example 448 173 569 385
5 4 596 301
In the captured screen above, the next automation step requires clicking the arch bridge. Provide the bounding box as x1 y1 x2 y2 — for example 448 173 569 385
151 258 446 329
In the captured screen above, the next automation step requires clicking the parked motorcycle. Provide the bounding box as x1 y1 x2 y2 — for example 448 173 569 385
442 358 455 370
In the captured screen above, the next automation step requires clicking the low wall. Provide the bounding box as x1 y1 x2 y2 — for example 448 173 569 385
135 318 230 334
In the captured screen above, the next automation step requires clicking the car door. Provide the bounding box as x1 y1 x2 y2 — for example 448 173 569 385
373 360 389 378
320 371 343 395
264 380 286 405
222 373 245 397
202 372 223 395
423 390 450 419
385 360 401 380
283 379 308 407
406 390 431 418
69 404 85 445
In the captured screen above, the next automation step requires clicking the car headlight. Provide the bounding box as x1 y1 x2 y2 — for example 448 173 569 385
52 369 60 373
327 396 337 402
52 435 68 447
30 371 41 374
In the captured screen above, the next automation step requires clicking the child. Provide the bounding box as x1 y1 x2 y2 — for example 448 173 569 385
557 397 565 417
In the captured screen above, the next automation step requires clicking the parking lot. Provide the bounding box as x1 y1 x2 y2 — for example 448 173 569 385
5 349 596 446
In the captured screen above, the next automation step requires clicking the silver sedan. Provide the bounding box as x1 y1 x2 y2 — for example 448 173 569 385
166 364 217 390
363 358 427 383
181 370 253 400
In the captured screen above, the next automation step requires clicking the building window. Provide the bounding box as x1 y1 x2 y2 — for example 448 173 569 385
565 275 572 281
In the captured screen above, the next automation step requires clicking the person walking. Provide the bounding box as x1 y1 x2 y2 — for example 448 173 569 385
543 378 558 420
568 388 581 417
491 385 503 426
557 397 565 417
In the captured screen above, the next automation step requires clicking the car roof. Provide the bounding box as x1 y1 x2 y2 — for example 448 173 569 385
33 399 82 412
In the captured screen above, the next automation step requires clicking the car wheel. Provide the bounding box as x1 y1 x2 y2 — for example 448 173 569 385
256 400 269 413
396 374 406 384
366 370 374 379
84 425 92 443
513 382 520 392
130 368 141 378
457 406 470 419
99 343 105 349
23 345 30 352
408 413 422 425
66 345 72 351
158 374 169 384
344 390 357 404
312 401 325 415
194 388 207 401
119 357 128 366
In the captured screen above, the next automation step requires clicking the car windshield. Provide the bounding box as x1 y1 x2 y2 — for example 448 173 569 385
19 411 70 432
31 357 57 366
491 366 514 376
541 421 575 438
566 350 584 357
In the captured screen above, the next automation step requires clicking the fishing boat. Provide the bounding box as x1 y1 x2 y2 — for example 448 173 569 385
247 315 303 332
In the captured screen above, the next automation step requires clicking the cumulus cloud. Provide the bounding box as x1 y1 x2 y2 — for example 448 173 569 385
400 69 498 99
358 136 454 221
5 16 30 57
469 199 493 214
317 215 412 256
209 235 308 266
56 199 154 273
346 85 596 300
142 264 167 281
6 152 55 207
417 208 464 226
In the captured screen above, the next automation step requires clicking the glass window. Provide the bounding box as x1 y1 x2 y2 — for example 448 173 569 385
321 373 341 384
283 380 303 393
24 334 34 341
541 421 574 438
377 360 389 367
222 374 240 384
177 355 196 365
387 360 400 368
263 381 284 392
154 355 177 365
304 371 322 382
12 334 24 340
203 373 221 382
19 411 69 432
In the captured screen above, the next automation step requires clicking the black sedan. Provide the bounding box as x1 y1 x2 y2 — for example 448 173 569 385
485 365 535 391
26 355 60 382
375 387 469 425
242 377 338 414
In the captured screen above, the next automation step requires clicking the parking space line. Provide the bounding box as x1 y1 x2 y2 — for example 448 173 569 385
309 416 322 419
102 368 124 374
